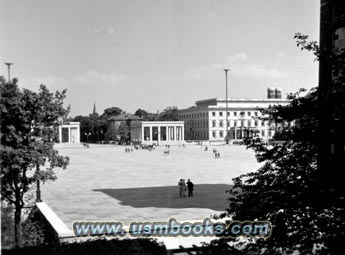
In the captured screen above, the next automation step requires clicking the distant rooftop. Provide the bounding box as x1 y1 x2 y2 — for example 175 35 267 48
195 97 289 107
108 114 142 121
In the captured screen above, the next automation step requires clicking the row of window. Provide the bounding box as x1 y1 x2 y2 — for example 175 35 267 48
185 120 292 130
212 119 265 128
180 111 261 119
185 119 271 129
209 130 273 139
185 129 275 139
185 121 209 129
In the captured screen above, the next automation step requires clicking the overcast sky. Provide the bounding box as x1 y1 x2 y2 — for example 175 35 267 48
1 0 320 117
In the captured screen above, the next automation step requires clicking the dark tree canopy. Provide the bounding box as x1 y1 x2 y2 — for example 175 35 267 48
158 106 179 121
0 79 70 247
212 35 345 254
101 107 123 120
134 108 149 120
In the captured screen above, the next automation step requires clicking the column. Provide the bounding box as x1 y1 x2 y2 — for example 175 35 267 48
58 126 62 143
149 126 152 142
173 126 176 141
167 126 170 141
181 125 184 141
141 125 144 142
76 125 80 143
158 126 161 143
67 127 71 143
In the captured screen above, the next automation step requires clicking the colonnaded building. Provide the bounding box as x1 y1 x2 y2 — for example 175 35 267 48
178 88 289 142
131 121 185 145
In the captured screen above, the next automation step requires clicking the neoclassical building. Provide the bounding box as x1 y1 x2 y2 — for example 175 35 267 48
131 121 184 145
178 91 289 142
58 121 80 143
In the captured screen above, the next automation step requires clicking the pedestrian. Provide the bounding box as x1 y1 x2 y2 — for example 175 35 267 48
178 179 186 197
187 179 194 197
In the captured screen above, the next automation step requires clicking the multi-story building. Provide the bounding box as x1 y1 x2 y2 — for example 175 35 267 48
178 88 289 142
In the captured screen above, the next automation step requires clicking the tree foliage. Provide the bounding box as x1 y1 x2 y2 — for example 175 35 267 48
0 79 70 247
214 36 345 254
100 107 123 120
134 108 149 120
118 121 130 142
158 106 179 121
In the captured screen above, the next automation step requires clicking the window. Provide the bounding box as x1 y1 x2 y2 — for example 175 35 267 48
219 112 223 116
212 120 216 127
247 120 251 127
212 112 216 117
255 112 258 116
254 120 258 126
234 112 237 116
227 112 230 116
262 120 265 126
212 131 216 138
248 112 251 116
219 120 223 127
234 121 237 127
220 131 223 137
261 130 265 137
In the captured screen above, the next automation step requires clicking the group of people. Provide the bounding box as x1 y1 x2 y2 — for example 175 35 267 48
212 149 221 158
178 179 194 197
124 147 133 153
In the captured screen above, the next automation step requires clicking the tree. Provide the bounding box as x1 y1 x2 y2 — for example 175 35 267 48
213 35 345 254
118 121 130 142
0 79 70 247
100 107 123 120
158 106 179 121
134 108 149 120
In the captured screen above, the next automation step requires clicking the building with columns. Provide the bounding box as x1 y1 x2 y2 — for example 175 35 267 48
131 121 185 145
58 122 81 143
178 90 289 143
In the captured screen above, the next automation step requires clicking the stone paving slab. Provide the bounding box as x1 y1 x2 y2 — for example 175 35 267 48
39 144 260 248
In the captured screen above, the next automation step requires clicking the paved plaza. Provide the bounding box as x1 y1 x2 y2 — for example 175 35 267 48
40 144 261 248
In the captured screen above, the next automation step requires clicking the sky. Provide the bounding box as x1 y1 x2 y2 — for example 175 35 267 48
0 0 320 117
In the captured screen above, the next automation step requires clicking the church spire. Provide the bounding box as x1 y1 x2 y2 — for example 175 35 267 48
93 102 97 115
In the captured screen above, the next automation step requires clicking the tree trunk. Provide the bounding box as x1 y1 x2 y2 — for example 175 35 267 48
14 205 22 248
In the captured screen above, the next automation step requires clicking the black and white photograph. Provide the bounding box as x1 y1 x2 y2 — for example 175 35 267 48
1 0 344 254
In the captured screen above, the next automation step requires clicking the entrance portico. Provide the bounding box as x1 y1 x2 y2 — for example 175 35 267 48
131 121 185 145
58 122 80 143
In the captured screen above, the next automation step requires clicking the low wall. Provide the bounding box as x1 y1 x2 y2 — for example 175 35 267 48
35 202 74 243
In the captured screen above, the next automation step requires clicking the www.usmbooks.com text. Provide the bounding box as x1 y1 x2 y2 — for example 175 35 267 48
73 218 272 238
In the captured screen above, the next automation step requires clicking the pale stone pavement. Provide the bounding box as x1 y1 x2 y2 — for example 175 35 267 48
39 144 261 249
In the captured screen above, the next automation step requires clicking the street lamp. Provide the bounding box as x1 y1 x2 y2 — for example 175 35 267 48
224 69 230 144
35 162 42 202
4 62 13 82
85 132 91 143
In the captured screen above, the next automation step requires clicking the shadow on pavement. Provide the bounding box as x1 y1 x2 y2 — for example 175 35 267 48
94 184 232 211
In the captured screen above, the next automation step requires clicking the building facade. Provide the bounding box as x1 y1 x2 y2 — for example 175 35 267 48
107 113 143 141
58 122 80 143
178 93 289 142
131 121 184 145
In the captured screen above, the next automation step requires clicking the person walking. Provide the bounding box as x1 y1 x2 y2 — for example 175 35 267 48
178 179 186 197
187 179 194 197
